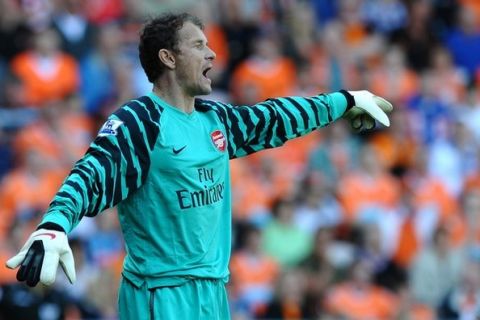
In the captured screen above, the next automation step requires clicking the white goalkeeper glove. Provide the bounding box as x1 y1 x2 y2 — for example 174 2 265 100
342 90 393 130
6 228 76 287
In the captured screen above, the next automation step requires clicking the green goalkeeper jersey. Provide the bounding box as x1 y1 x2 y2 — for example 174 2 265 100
40 91 351 288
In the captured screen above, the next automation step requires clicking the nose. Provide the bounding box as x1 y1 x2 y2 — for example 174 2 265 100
206 46 216 61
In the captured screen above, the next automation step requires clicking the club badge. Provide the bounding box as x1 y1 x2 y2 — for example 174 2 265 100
210 130 226 152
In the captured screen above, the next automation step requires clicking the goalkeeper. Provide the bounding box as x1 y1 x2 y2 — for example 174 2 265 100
6 13 392 320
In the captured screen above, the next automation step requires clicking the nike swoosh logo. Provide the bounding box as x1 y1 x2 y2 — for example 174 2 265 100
35 233 56 240
172 145 187 155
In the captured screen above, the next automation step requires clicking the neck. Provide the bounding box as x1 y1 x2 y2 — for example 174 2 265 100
152 76 195 113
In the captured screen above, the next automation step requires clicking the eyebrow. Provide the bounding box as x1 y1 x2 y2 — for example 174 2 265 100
192 39 207 45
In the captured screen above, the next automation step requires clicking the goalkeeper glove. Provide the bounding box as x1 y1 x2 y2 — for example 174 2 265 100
341 90 393 130
6 227 76 287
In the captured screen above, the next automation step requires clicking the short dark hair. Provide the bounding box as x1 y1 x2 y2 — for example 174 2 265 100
139 13 204 83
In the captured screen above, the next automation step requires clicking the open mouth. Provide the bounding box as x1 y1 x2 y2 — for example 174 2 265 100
202 67 212 79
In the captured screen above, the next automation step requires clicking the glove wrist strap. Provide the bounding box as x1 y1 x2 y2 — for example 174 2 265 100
36 222 66 233
339 90 355 110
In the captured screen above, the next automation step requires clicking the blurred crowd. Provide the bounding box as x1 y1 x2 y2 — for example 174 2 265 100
0 0 480 319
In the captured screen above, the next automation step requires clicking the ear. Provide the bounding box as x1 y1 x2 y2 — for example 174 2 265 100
158 49 175 70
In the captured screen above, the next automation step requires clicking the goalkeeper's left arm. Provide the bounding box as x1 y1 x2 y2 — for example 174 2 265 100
197 90 392 159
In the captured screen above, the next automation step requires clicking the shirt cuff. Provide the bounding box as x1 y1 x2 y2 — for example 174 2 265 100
39 212 72 234
338 90 355 110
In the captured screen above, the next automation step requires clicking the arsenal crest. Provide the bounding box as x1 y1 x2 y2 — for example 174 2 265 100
211 130 226 152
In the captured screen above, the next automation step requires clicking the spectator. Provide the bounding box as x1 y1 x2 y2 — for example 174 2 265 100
361 0 408 35
244 131 320 195
83 0 125 25
293 173 343 234
299 227 338 317
0 148 64 239
392 0 439 72
406 149 458 229
459 0 480 26
229 159 272 223
13 97 93 169
262 197 312 268
338 143 400 223
51 0 97 60
286 1 318 65
433 0 460 34
10 28 79 107
407 71 452 145
308 22 363 99
311 0 339 26
333 0 386 67
20 0 53 32
0 0 32 63
0 283 81 320
324 258 397 319
256 269 312 320
0 219 33 285
368 46 419 105
368 108 418 172
428 120 472 197
230 224 279 315
56 238 99 300
308 121 360 183
460 88 480 142
230 33 296 105
337 0 367 50
452 121 479 180
55 238 102 319
439 260 480 319
410 226 465 308
129 0 197 18
391 190 424 269
231 151 301 224
84 264 120 318
395 285 436 320
358 223 407 291
79 23 125 115
429 46 468 104
458 188 480 259
445 6 480 81
85 208 123 268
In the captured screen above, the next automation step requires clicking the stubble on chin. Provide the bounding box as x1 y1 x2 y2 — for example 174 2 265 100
191 82 212 96
184 86 211 98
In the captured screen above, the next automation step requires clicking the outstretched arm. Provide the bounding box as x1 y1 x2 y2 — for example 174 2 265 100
199 90 391 159
6 96 162 286
40 97 161 232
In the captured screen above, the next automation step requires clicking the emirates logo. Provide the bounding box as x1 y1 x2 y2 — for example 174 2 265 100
210 130 226 152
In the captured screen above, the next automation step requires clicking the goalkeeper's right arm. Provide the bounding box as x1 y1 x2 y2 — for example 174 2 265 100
6 96 162 286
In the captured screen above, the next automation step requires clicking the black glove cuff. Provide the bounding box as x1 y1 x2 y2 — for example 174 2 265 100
37 222 66 233
339 90 355 110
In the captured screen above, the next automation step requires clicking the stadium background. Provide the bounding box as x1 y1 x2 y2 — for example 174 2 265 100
0 0 479 319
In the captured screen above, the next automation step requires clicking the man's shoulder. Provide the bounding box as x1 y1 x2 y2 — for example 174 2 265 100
98 96 162 146
123 95 164 114
194 98 228 112
114 95 164 124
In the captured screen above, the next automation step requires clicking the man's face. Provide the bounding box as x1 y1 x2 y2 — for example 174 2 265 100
174 22 216 96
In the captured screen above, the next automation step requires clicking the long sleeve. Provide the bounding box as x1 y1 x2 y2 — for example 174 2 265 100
197 91 353 159
39 96 162 233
